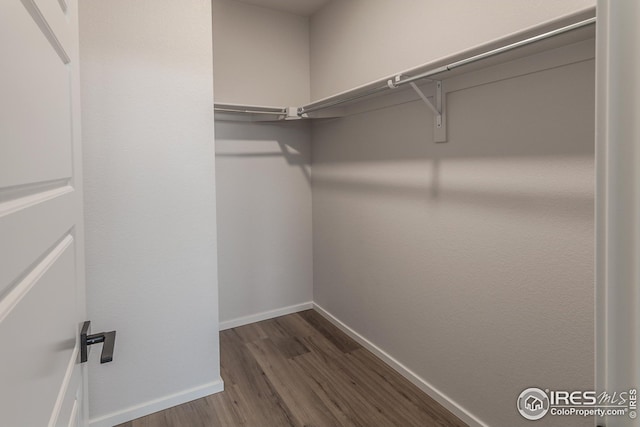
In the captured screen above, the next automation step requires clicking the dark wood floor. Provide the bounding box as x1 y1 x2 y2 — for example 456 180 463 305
117 310 467 427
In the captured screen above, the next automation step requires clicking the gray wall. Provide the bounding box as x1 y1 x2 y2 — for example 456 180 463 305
80 0 221 424
309 0 595 100
213 0 314 327
212 0 310 106
215 121 313 326
311 57 595 426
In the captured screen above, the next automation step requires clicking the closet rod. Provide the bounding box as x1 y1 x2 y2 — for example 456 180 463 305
393 17 596 88
298 17 596 116
214 104 287 116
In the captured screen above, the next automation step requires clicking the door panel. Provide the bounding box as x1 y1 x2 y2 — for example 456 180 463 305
0 0 86 426
0 0 72 188
31 0 74 55
0 237 77 427
0 187 74 295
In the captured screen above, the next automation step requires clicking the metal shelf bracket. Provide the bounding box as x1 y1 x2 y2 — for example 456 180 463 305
388 76 447 143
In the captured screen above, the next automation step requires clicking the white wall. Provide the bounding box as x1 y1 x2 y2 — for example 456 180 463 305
309 0 595 100
80 1 222 425
215 121 313 328
311 53 595 427
212 0 310 106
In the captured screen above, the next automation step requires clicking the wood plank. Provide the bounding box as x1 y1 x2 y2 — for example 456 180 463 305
271 335 310 359
254 317 291 340
230 321 269 343
272 311 320 338
217 330 295 427
298 309 362 353
292 350 399 426
296 311 464 426
117 311 467 427
247 337 345 427
206 386 247 427
298 334 443 427
348 348 467 427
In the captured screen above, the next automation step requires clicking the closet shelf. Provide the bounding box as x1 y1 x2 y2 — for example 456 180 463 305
214 9 596 132
298 13 595 118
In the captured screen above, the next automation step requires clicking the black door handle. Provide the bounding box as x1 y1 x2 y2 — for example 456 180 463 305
81 321 116 364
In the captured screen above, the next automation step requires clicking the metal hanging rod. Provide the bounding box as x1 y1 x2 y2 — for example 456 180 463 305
214 103 288 116
298 17 596 117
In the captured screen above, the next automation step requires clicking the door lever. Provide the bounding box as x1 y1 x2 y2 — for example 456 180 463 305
80 321 116 364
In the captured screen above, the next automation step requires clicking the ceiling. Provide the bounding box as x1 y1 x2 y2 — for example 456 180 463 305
232 0 331 17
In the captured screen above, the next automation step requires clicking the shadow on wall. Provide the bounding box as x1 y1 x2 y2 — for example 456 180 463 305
313 170 593 223
215 120 311 185
214 58 595 225
213 97 594 223
310 61 595 164
309 65 595 221
213 119 313 323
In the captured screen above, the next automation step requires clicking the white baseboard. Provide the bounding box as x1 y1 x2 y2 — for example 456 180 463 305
219 301 313 331
88 379 224 427
312 303 489 427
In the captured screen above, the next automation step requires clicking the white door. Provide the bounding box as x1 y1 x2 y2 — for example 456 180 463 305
0 0 87 426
